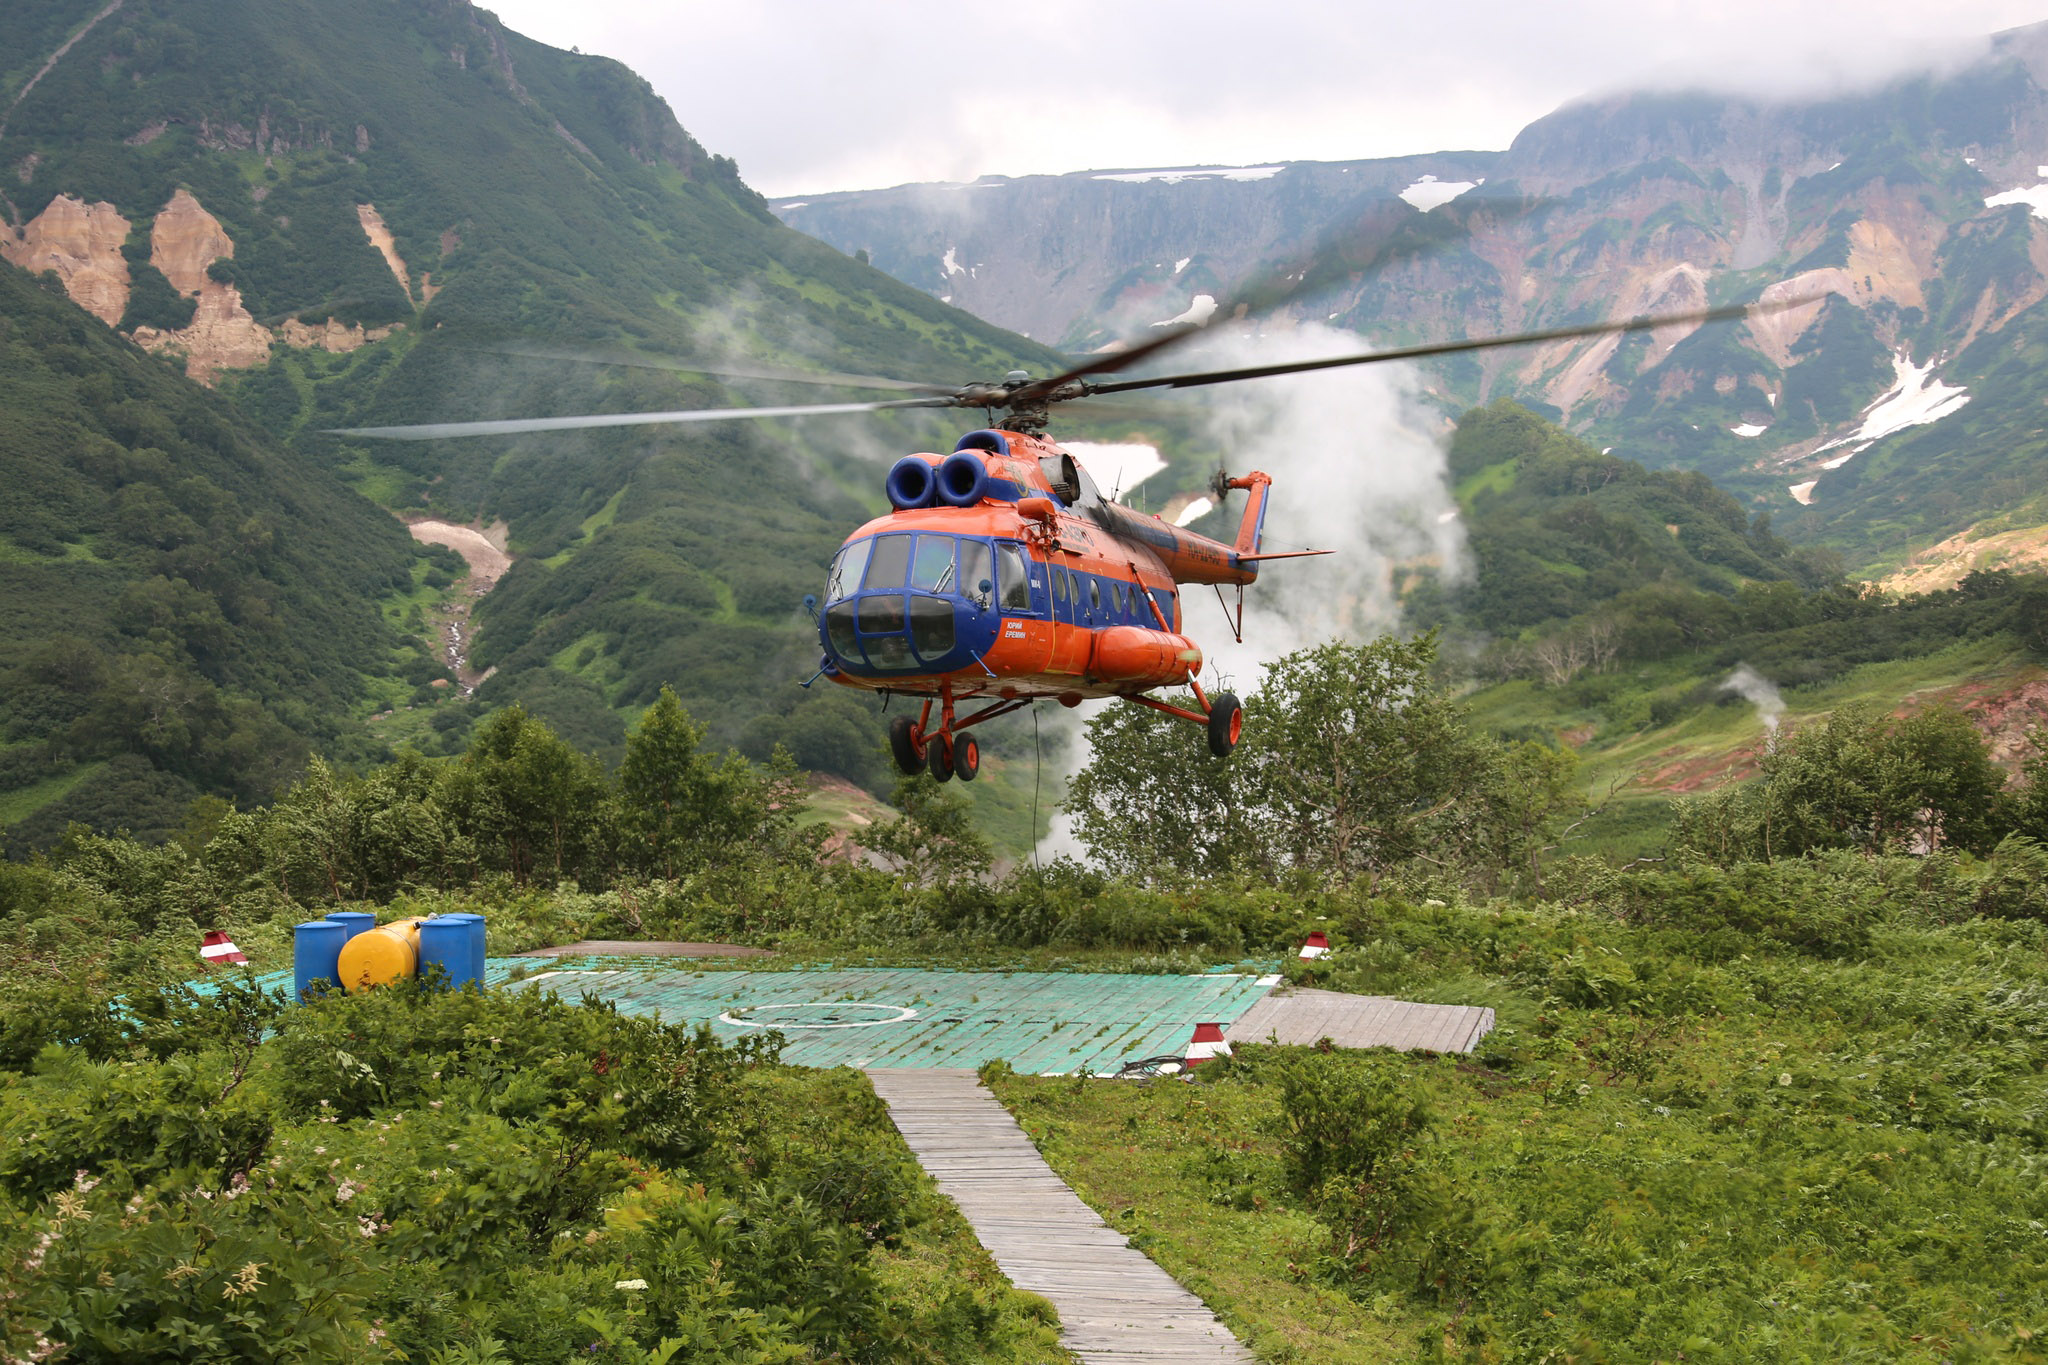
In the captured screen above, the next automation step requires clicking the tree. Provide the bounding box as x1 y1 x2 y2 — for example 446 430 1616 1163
861 775 992 888
617 688 806 879
1062 695 1268 882
442 707 605 884
1248 635 1492 883
1063 634 1498 886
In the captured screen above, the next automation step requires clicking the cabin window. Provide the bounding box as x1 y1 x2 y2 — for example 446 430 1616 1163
825 538 871 602
910 535 956 592
863 533 911 590
1087 578 1102 613
997 543 1032 611
1150 587 1175 628
960 539 994 606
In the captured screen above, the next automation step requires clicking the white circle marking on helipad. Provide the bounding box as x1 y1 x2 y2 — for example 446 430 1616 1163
718 1001 920 1030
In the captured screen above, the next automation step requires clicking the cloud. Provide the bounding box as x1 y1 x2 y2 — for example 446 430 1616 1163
482 0 2043 195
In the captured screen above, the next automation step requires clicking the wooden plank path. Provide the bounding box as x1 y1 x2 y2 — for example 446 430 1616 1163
1226 986 1494 1054
867 1068 1255 1363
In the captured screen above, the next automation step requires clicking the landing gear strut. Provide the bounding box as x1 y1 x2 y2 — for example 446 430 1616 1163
1121 676 1245 758
888 691 1012 781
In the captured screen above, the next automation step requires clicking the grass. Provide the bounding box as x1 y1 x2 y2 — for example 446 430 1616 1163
985 1069 1416 1363
0 760 104 826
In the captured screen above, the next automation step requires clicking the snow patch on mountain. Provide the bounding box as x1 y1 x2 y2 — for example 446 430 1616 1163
1092 166 1285 184
941 247 963 278
1731 423 1768 437
1174 257 1190 274
1789 480 1818 505
1985 184 2048 218
1399 175 1481 212
1153 294 1217 327
1814 350 1970 470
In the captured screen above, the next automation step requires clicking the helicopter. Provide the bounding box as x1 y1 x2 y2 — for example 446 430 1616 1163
336 279 1792 785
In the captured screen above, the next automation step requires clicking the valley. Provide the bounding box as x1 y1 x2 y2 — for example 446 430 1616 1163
4 3 2048 1359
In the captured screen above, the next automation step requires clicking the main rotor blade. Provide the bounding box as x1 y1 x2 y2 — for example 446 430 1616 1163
1020 193 1544 401
1087 298 1807 396
455 341 958 394
326 396 956 441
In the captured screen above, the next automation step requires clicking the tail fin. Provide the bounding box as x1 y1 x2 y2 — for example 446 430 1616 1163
1227 472 1273 557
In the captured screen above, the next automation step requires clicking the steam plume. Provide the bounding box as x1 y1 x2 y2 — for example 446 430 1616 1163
1719 663 1785 739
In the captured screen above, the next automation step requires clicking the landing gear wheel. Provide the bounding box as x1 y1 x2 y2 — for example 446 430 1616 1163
929 736 956 783
954 735 980 782
1207 692 1243 758
889 717 926 776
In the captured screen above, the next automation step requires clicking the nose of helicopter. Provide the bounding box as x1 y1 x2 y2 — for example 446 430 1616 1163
820 585 1000 679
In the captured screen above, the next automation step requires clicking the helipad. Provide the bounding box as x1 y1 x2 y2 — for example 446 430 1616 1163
504 964 1280 1072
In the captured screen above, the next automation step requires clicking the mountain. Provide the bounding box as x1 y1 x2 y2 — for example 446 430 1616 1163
774 22 2048 574
0 0 1088 839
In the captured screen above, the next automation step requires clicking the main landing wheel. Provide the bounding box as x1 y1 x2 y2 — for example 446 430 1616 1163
929 736 956 782
889 717 926 776
1207 692 1243 758
954 735 981 782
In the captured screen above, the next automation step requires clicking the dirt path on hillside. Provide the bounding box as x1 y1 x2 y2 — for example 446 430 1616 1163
405 518 511 694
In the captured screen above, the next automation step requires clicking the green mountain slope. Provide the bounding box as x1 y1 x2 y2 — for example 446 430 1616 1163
0 262 429 849
1430 401 1837 635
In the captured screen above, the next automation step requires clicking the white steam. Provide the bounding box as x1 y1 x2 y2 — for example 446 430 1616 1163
1182 321 1467 685
1719 663 1786 738
1036 321 1468 861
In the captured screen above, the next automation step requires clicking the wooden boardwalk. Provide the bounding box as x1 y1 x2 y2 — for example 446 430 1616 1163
867 1068 1255 1363
1225 986 1494 1054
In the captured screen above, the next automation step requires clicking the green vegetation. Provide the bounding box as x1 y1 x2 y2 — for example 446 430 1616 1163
0 975 1063 1363
990 863 2048 1359
0 261 441 851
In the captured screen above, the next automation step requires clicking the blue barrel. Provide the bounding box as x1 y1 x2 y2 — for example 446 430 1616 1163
293 919 348 1002
417 917 469 990
327 910 376 942
440 913 486 987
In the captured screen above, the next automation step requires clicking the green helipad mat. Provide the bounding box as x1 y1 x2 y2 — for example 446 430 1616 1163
505 965 1281 1073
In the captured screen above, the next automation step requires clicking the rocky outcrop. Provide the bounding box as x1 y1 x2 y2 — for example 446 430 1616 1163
279 316 399 352
0 195 131 324
130 189 273 382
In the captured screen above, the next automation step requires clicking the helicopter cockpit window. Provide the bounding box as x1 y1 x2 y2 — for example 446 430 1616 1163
959 540 993 607
910 535 956 593
863 534 911 590
996 544 1032 612
825 538 872 602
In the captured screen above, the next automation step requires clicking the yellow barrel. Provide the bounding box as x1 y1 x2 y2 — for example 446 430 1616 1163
336 917 428 994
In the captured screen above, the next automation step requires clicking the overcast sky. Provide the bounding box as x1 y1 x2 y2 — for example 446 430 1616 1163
481 1 2048 197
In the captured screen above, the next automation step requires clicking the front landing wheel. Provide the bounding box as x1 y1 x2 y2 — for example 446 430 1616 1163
1207 692 1243 758
889 717 926 776
954 735 980 781
929 736 956 782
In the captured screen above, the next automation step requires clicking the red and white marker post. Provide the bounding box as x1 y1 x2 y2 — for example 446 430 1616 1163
1184 1021 1233 1066
199 930 248 967
1298 930 1331 960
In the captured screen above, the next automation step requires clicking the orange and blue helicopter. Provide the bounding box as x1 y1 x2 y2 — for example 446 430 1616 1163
339 290 1782 783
